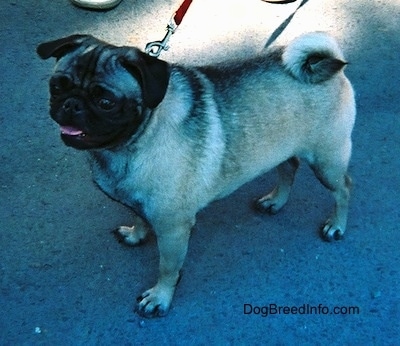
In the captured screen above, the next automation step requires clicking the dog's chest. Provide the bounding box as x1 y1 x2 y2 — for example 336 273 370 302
89 151 146 213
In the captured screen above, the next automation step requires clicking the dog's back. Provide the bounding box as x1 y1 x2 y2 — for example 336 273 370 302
177 32 356 200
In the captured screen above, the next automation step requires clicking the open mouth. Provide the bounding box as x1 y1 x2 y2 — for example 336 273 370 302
60 125 86 137
58 125 124 150
59 125 100 150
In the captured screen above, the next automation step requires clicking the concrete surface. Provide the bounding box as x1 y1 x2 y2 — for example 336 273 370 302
1 0 399 344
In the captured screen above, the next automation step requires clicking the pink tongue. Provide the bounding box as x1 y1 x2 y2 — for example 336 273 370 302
60 126 83 136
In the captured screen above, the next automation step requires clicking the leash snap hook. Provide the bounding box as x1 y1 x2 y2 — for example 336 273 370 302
145 22 177 58
145 0 193 58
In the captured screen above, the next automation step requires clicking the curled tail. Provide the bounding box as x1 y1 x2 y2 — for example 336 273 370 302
282 32 347 83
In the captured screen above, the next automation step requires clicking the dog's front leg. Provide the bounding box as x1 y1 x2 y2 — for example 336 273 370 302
113 215 150 246
136 220 192 318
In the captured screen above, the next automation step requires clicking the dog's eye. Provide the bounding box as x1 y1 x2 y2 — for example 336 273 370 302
50 75 72 95
98 98 116 111
90 85 117 111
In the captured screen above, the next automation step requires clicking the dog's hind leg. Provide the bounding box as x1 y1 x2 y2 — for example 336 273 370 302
255 157 300 214
310 155 352 242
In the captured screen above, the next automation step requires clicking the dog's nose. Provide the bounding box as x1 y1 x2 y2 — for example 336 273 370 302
63 97 84 116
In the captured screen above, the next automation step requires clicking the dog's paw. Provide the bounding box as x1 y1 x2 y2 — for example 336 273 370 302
112 225 147 246
254 189 287 215
321 219 344 241
135 285 174 318
254 198 280 214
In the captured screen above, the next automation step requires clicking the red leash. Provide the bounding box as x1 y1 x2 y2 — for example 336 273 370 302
145 0 300 58
145 0 193 57
174 0 193 25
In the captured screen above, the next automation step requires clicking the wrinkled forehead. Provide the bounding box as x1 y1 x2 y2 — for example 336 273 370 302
54 43 139 88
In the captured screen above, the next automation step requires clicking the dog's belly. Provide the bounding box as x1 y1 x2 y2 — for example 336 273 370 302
212 126 302 201
214 156 289 201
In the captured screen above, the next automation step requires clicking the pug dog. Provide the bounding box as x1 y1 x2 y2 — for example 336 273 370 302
37 32 355 317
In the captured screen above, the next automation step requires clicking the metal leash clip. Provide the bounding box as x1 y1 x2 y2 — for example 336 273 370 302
145 0 193 58
145 20 177 58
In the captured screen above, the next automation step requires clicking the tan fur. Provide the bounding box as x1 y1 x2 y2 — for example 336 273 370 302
38 32 356 318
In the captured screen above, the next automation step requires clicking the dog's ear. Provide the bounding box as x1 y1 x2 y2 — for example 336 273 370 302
37 34 90 60
119 49 171 109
